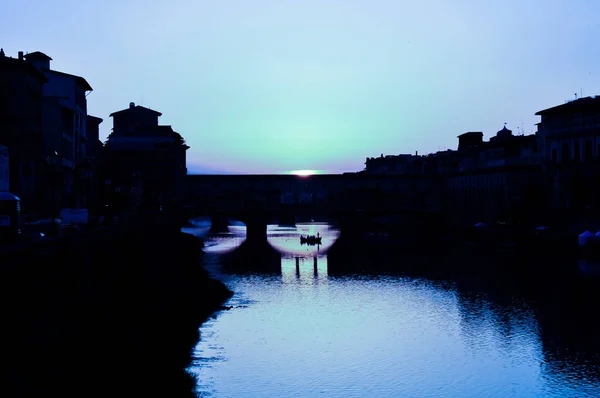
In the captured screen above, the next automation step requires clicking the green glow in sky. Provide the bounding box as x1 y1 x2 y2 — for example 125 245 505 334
2 0 600 173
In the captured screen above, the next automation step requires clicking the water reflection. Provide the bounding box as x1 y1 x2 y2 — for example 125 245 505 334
183 221 248 255
266 223 340 257
181 216 213 238
280 255 329 284
191 222 600 397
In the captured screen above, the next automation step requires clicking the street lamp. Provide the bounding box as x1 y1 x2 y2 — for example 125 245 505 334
46 149 60 217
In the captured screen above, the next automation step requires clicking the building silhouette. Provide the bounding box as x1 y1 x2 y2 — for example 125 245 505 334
104 102 189 213
0 50 47 213
25 51 100 209
0 49 101 215
0 145 8 192
364 124 544 226
536 96 600 213
446 125 543 226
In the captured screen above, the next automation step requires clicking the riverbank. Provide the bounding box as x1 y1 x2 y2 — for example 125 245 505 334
0 218 232 398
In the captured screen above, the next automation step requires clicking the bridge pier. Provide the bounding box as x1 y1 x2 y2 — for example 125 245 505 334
219 198 283 272
278 204 296 227
245 213 267 244
209 213 230 233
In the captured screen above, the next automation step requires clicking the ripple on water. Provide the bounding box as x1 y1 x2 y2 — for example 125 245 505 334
190 226 600 398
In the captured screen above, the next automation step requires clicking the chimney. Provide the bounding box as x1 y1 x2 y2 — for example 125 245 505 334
129 102 135 109
18 51 23 60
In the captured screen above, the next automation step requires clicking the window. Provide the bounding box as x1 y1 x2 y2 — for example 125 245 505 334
584 140 592 162
61 139 73 161
562 142 570 163
574 141 581 163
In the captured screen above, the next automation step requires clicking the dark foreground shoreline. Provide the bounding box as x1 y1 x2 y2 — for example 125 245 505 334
0 219 232 398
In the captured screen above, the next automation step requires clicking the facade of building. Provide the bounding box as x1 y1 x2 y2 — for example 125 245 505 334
0 49 97 215
86 115 103 159
0 49 47 212
363 125 543 226
364 153 423 174
84 115 104 212
105 103 189 211
444 126 543 226
0 145 8 192
535 96 600 213
23 51 94 209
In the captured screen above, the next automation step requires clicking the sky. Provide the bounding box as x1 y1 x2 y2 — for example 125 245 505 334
2 0 600 174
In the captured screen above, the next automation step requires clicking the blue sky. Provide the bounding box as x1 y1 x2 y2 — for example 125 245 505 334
2 0 599 174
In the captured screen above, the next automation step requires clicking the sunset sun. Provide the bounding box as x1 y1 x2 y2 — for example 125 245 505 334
289 169 318 176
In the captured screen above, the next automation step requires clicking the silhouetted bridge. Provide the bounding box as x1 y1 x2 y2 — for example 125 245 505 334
179 173 445 240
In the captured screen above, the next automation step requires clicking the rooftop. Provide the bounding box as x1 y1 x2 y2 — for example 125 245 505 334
87 115 103 124
109 102 162 117
535 96 600 116
0 52 48 83
45 69 93 91
23 51 52 61
457 131 483 138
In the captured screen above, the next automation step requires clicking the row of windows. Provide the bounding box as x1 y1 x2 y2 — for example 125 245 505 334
447 186 506 197
545 114 600 129
550 140 598 163
449 176 506 189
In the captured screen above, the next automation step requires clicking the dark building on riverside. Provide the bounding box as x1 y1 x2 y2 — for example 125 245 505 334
0 49 48 212
85 115 104 212
363 122 544 227
0 48 100 215
25 51 98 210
445 125 543 226
104 102 189 211
364 153 424 175
535 96 600 214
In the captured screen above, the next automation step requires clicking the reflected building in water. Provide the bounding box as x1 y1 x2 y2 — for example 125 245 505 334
451 271 600 393
190 219 600 397
185 218 600 395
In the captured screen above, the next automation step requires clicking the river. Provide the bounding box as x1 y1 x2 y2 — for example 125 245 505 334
183 221 600 398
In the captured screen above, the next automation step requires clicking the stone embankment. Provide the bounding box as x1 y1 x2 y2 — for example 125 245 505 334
0 217 232 398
